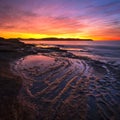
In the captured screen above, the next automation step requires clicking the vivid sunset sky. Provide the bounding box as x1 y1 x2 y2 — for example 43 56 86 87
0 0 120 40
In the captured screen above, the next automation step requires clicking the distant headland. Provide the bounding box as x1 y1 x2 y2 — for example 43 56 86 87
21 37 93 41
0 37 93 41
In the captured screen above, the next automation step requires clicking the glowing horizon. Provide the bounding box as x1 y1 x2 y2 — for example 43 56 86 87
0 0 120 41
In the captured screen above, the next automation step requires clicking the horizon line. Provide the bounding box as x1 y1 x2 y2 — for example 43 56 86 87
1 36 120 41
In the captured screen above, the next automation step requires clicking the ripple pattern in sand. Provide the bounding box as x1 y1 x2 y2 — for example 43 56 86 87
13 54 120 120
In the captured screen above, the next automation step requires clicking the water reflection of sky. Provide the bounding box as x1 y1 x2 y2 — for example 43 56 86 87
22 40 120 47
21 55 55 71
22 40 120 64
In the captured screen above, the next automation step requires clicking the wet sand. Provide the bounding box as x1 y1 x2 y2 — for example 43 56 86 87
0 38 120 120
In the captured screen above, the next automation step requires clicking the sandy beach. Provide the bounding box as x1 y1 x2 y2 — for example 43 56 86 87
0 38 120 120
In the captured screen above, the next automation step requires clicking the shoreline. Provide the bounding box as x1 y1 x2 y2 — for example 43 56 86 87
0 38 120 120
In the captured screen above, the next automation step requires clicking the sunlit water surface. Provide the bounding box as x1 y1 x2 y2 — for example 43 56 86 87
22 40 120 64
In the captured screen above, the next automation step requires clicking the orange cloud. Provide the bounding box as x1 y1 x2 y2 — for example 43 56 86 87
0 0 120 40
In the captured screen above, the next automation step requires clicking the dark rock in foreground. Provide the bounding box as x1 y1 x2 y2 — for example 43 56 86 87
0 38 37 120
0 37 69 120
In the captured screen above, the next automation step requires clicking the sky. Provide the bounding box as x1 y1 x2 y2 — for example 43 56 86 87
0 0 120 40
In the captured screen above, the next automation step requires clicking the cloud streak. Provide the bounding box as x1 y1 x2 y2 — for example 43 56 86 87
0 0 120 40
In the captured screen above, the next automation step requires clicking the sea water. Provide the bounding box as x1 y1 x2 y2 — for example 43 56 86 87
22 40 120 65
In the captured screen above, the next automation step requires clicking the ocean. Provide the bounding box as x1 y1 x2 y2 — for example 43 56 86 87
22 40 120 65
